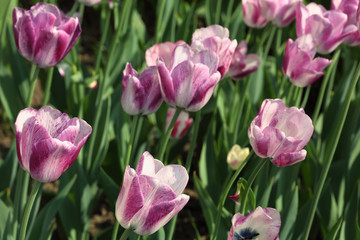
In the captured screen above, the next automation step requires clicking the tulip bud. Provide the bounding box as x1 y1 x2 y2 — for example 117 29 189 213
15 106 92 182
12 3 81 68
227 144 250 170
157 44 221 112
165 108 193 139
121 63 163 115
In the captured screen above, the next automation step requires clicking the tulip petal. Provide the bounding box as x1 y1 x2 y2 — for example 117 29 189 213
271 149 307 167
155 165 188 195
29 138 77 182
136 152 164 176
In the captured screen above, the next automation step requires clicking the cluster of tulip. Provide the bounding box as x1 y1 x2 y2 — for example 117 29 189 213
8 0 357 239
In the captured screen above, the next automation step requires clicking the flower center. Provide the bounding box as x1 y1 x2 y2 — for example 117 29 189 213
233 227 259 240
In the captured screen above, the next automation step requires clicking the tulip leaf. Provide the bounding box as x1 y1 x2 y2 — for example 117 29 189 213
0 198 11 238
248 51 264 105
326 216 343 240
0 142 18 192
28 174 77 240
98 168 120 207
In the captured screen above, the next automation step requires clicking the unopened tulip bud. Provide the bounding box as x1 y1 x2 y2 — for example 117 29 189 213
227 144 250 170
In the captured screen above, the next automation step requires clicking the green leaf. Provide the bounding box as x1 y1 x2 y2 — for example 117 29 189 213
0 142 18 191
28 174 77 240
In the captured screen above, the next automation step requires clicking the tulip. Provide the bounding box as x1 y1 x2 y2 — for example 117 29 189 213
145 40 186 68
227 40 261 80
228 207 281 240
191 25 237 77
15 106 92 182
115 151 189 235
331 0 360 46
12 3 81 68
157 44 221 112
166 108 193 139
78 0 102 6
282 34 332 87
248 99 314 167
296 2 350 54
260 0 302 27
121 63 163 115
242 0 269 28
227 144 250 170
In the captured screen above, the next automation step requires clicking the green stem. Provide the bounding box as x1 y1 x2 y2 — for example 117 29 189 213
224 0 235 28
111 223 119 240
185 110 201 172
301 86 311 109
312 49 341 125
119 228 132 240
302 61 360 239
158 108 181 161
155 0 167 42
19 180 41 240
95 7 111 72
166 214 178 240
43 67 54 105
240 158 268 214
27 65 40 108
68 1 80 17
123 115 140 170
211 151 254 240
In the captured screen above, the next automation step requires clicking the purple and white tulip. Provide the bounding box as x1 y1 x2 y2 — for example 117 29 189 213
15 106 92 182
115 151 189 235
12 3 81 68
227 40 261 80
242 0 269 28
191 25 237 77
296 2 350 54
121 63 163 115
228 207 281 240
260 0 302 27
282 34 332 87
166 108 193 139
145 40 186 68
78 0 102 6
157 44 221 112
248 99 314 167
331 0 360 46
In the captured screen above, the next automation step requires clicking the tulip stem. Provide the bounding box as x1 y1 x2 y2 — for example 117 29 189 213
302 61 360 240
185 110 201 172
158 108 181 161
240 157 268 214
123 115 140 170
95 7 112 72
111 222 119 240
312 48 341 125
27 65 40 108
119 228 132 240
43 67 54 105
19 180 41 240
211 151 253 240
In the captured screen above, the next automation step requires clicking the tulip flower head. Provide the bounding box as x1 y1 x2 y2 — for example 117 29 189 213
121 63 163 115
145 40 186 68
166 108 193 139
228 207 281 240
15 106 92 182
157 44 221 112
260 0 302 27
228 40 261 80
115 151 189 235
78 0 102 6
248 99 314 167
282 34 332 87
242 0 269 28
12 3 81 68
331 0 360 46
296 2 350 54
227 144 250 170
191 25 237 77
